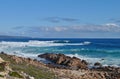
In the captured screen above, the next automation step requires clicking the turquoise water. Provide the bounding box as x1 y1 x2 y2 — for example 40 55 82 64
0 38 120 67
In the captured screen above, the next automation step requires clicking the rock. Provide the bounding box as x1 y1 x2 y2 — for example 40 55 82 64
0 51 5 54
11 56 23 64
82 60 88 65
26 76 35 79
0 57 4 63
0 57 10 72
38 53 88 69
94 62 102 67
101 59 105 60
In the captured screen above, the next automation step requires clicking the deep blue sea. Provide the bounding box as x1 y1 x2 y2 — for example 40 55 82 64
0 38 120 67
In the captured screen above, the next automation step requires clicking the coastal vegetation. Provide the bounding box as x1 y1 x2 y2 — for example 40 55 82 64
0 53 56 79
0 52 120 79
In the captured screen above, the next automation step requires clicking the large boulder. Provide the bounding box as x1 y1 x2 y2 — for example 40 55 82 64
38 53 88 69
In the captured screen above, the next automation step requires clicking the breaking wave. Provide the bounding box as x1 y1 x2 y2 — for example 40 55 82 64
0 40 120 67
66 53 120 67
0 40 91 47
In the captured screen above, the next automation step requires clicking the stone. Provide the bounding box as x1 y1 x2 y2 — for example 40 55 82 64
38 53 88 69
0 57 4 63
94 62 102 67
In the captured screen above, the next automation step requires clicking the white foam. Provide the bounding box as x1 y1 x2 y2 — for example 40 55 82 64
67 53 120 67
66 53 99 63
63 40 69 43
0 40 91 48
83 41 91 45
0 40 62 47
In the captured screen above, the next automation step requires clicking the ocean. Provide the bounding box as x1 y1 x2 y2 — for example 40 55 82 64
0 38 120 67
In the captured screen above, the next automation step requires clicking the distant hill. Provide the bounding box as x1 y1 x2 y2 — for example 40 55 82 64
0 35 31 39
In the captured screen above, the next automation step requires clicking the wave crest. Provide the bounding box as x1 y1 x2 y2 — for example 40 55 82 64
0 40 91 47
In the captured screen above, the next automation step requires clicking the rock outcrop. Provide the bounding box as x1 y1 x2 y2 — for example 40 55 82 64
38 53 88 69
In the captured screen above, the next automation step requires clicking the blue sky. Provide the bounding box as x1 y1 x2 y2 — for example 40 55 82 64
0 0 120 38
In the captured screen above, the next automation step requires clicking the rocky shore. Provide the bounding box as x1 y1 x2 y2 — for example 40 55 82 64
0 52 120 79
38 53 88 70
38 53 120 79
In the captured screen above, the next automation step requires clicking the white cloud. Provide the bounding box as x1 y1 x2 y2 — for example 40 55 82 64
105 23 118 26
54 27 67 32
18 23 120 38
29 23 120 33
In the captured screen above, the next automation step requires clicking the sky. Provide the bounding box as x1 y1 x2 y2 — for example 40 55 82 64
0 0 120 38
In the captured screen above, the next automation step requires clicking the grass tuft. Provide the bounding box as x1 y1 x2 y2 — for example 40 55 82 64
9 71 23 78
0 74 4 77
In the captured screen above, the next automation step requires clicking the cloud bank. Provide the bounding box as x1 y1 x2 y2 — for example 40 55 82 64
29 23 120 33
12 23 120 38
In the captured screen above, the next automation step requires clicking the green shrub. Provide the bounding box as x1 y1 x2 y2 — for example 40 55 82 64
0 65 5 71
9 71 23 78
0 74 4 77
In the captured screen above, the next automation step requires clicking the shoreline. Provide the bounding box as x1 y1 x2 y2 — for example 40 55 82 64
1 39 120 68
0 52 120 79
